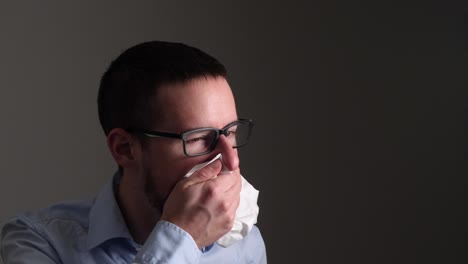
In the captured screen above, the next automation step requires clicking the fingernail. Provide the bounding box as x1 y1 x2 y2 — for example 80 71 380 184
219 169 233 175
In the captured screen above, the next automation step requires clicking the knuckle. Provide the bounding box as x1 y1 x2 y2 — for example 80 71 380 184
219 200 230 212
226 212 236 225
223 216 235 230
205 183 220 198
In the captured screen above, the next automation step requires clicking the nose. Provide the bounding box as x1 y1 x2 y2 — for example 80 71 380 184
214 135 239 171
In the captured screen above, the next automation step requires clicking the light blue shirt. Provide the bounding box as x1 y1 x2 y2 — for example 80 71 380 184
0 174 267 263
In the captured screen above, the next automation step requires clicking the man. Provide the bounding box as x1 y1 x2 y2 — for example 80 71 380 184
1 41 267 263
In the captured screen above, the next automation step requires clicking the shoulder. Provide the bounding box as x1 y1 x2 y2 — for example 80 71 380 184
2 199 93 236
0 200 94 263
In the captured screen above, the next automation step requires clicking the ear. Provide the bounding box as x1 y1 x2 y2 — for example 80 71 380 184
107 128 140 169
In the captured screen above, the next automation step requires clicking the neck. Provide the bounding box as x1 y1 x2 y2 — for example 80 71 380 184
117 171 160 245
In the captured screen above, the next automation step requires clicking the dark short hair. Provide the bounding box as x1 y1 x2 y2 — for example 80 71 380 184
98 41 227 135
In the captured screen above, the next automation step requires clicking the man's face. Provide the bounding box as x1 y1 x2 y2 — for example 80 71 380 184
139 77 239 210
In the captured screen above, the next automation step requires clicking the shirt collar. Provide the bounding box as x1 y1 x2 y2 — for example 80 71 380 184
87 171 133 250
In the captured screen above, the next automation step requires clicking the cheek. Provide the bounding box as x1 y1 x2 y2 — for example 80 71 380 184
142 140 214 198
141 145 193 195
140 144 179 196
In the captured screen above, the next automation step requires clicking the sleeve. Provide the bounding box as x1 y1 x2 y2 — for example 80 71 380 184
133 221 202 264
1 217 61 264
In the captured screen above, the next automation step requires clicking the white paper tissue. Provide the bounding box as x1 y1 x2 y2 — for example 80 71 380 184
184 153 259 247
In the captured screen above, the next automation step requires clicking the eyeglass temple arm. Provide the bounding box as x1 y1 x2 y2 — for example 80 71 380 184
139 130 183 139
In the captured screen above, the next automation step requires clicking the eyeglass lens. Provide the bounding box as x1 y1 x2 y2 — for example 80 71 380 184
184 123 250 156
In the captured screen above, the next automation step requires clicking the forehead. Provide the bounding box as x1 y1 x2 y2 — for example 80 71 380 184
152 77 238 132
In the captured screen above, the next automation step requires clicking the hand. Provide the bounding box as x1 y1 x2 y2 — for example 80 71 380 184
160 160 242 249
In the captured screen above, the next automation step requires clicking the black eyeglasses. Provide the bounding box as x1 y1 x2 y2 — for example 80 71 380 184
128 119 254 157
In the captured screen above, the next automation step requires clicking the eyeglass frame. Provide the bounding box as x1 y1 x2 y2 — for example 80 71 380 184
127 118 254 157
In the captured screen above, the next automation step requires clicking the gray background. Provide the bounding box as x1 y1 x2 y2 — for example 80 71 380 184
0 1 466 264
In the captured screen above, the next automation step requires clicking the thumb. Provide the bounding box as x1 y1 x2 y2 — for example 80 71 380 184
184 159 223 186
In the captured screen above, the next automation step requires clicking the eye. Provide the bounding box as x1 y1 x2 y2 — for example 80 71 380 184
226 128 237 137
185 130 216 145
186 135 209 144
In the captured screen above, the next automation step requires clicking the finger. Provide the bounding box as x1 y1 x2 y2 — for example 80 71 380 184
223 191 241 220
210 169 241 193
223 181 241 203
183 160 223 187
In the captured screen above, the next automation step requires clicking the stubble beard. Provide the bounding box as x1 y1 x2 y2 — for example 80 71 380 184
143 168 166 215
